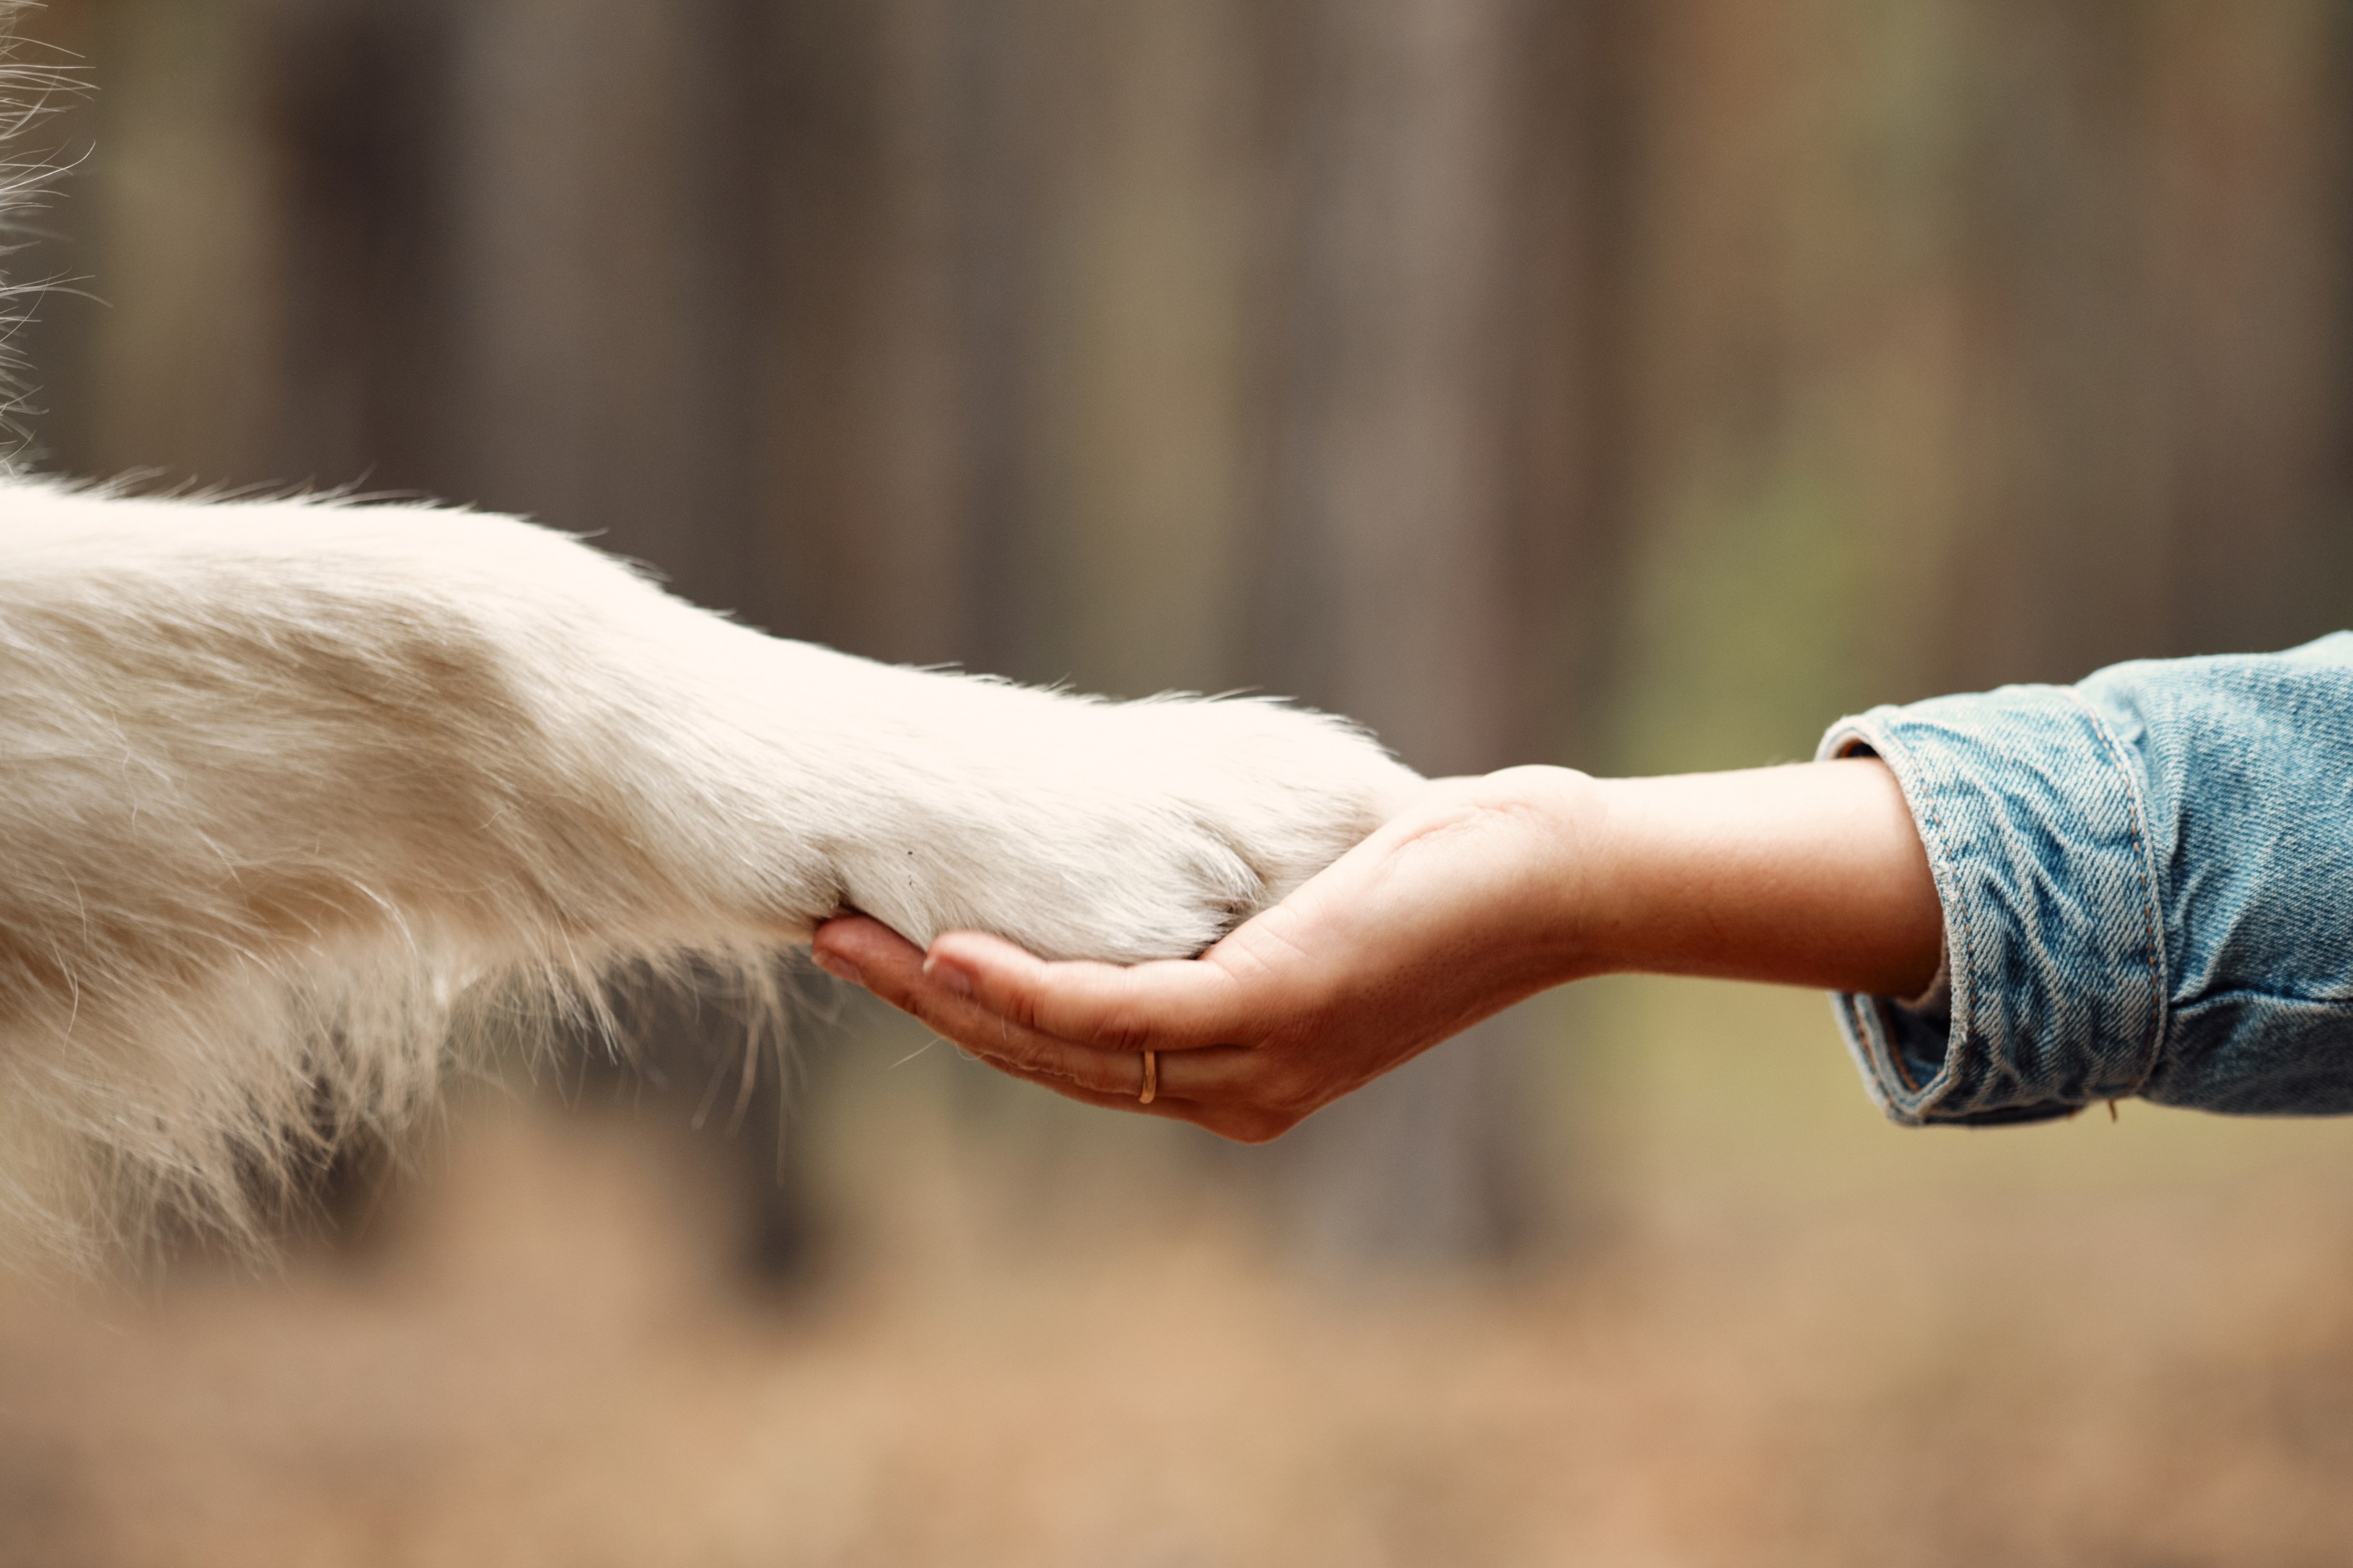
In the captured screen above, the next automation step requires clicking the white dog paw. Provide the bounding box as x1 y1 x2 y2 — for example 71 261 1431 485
823 682 1422 963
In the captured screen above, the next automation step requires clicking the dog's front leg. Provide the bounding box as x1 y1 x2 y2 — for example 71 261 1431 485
0 482 1417 1256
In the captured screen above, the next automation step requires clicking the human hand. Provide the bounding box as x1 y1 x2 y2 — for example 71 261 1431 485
810 756 1941 1140
809 767 1598 1142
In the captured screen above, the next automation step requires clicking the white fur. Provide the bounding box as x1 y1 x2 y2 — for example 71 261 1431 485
0 480 1419 1262
0 3 1417 1262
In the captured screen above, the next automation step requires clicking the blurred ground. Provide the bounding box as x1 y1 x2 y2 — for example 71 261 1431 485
7 982 2353 1567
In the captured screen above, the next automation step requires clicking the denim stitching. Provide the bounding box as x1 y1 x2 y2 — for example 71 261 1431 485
1891 725 1973 1110
2061 688 2171 1099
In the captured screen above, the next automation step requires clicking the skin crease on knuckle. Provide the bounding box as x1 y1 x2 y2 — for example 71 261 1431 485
1080 1002 1161 1056
977 967 1051 1037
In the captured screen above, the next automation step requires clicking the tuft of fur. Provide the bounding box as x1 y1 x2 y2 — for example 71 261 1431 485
0 2 79 455
0 481 1421 1265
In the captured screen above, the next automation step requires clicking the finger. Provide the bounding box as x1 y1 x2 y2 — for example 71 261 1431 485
1137 1041 1257 1102
817 916 1274 1128
812 913 920 988
969 1052 1292 1145
823 916 1063 1060
964 1053 1205 1125
923 930 1259 1051
939 992 1255 1102
938 1011 1263 1106
820 917 1187 1094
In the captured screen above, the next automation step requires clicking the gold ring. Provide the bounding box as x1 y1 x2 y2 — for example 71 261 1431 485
1139 1049 1158 1105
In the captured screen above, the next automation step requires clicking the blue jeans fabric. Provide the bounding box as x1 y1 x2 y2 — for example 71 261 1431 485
1819 634 2353 1126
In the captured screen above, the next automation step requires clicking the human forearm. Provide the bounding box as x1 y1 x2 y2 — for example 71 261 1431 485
820 638 2353 1140
814 756 1949 1142
1567 760 1943 998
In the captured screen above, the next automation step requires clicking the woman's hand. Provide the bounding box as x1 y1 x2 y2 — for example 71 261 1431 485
810 767 1599 1141
810 759 1942 1141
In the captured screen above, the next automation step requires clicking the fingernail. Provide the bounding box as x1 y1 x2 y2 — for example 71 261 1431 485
813 951 863 987
923 957 973 997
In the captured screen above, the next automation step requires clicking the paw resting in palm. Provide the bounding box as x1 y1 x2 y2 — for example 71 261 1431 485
817 682 1424 964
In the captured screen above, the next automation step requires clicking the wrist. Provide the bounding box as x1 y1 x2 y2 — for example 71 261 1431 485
1568 773 1664 981
1565 762 1943 995
1455 763 1619 988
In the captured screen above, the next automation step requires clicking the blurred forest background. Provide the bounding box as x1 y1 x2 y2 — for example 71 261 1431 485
6 1 2353 1563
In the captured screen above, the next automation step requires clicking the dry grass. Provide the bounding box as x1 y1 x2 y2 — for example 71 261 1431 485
6 980 2353 1566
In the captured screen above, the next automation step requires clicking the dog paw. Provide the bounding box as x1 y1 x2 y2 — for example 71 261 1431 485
820 678 1423 964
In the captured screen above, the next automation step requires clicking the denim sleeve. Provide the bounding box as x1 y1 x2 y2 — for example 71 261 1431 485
1818 633 2353 1125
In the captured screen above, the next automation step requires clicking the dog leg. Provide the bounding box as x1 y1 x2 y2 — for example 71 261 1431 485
0 481 1418 1259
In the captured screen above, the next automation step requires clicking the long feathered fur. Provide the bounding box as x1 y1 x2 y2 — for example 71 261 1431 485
0 9 1420 1266
0 481 1418 1266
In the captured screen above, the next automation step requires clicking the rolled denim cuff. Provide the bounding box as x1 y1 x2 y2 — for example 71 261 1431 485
1818 686 2169 1126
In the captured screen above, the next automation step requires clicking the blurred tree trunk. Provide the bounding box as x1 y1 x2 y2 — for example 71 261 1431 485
1606 0 2353 769
1244 0 1634 1265
1937 2 2180 688
1016 0 1268 700
437 0 768 623
32 0 290 485
1934 0 2353 688
2142 1 2353 657
757 0 980 666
